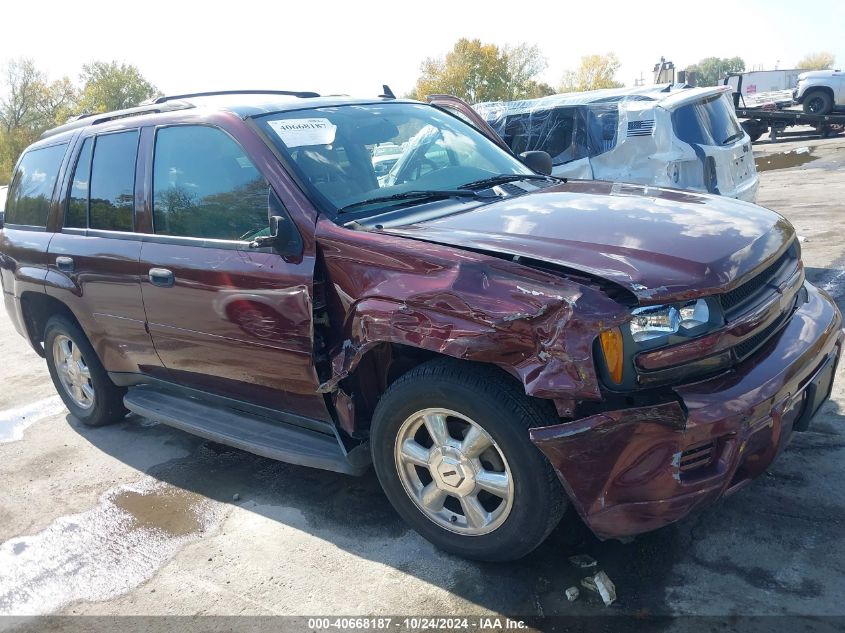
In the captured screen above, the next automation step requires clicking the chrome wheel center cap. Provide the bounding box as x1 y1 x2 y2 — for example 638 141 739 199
430 447 476 495
437 458 465 487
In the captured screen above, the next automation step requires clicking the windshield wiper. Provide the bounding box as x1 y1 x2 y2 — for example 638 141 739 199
721 131 745 145
336 189 495 215
459 173 556 190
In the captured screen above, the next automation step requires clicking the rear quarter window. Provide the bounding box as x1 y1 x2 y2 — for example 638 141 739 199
5 143 68 227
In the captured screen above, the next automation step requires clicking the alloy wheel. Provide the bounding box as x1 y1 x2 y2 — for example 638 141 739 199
393 408 514 535
52 334 95 410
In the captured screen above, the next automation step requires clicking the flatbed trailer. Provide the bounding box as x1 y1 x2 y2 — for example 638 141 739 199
734 106 845 142
723 72 845 142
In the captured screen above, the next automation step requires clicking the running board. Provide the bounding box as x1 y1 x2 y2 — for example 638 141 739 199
123 386 368 476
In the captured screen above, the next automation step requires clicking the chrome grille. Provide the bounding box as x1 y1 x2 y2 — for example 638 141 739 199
721 245 798 316
733 310 791 361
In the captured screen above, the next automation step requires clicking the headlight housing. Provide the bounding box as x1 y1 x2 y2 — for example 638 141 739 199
630 299 711 343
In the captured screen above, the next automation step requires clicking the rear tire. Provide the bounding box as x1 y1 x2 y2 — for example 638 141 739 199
803 90 833 115
370 359 566 561
741 120 765 142
44 315 127 427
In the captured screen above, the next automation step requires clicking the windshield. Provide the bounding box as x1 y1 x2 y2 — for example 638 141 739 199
672 92 743 147
255 103 533 217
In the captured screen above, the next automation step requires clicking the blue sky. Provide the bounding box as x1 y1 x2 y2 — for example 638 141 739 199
1 0 842 98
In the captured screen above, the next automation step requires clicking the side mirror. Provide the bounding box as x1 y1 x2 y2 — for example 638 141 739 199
519 150 553 176
248 192 304 257
249 215 290 250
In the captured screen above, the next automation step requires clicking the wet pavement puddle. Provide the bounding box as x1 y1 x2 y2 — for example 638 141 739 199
0 396 66 443
755 147 818 172
112 487 204 537
0 478 224 615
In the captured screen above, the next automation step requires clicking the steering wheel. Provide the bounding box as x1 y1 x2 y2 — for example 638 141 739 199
412 157 440 180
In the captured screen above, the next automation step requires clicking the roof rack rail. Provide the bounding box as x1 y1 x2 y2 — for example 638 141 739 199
151 89 321 104
40 101 194 139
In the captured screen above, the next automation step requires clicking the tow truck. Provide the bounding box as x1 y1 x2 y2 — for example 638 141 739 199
725 72 845 142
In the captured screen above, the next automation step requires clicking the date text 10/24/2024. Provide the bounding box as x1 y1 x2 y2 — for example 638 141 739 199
307 618 529 630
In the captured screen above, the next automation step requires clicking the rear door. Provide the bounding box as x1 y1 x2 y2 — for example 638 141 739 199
46 129 164 377
137 122 330 422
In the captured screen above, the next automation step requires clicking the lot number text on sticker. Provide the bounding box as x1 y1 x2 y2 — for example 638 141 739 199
268 118 337 148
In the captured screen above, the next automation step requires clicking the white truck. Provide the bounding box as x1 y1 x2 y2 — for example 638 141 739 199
793 70 845 114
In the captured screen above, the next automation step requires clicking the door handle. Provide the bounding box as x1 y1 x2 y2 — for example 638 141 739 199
56 256 74 273
148 268 174 288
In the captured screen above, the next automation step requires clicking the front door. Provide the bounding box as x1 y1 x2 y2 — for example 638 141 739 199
138 123 329 422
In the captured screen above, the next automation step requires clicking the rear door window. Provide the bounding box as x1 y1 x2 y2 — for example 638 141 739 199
152 125 271 241
5 143 68 227
65 137 93 228
89 131 139 231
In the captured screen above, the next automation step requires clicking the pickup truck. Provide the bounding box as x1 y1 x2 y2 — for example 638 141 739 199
794 69 845 114
0 90 841 561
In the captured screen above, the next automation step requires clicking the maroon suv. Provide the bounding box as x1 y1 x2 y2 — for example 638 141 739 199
0 90 841 561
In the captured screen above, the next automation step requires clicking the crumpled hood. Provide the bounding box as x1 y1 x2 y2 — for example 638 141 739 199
380 181 795 304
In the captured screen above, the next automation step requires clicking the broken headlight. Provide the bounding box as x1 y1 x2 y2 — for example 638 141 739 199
629 299 710 343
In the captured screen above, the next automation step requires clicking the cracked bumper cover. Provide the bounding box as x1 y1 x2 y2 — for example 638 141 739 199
530 283 843 540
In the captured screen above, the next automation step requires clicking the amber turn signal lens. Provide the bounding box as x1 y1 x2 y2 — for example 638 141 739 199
599 328 624 384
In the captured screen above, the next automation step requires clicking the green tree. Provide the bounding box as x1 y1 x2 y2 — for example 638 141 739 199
0 58 78 183
1 58 48 133
559 53 624 93
411 39 551 103
36 77 79 127
78 61 160 113
412 39 509 103
502 43 555 100
685 56 745 87
797 51 836 70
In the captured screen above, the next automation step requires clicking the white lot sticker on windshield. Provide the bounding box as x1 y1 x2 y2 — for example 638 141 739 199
267 118 337 147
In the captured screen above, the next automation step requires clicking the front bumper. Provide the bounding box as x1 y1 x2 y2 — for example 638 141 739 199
531 282 843 540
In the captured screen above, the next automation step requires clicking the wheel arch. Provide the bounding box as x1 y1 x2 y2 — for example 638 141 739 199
329 339 532 436
19 291 85 357
803 86 835 103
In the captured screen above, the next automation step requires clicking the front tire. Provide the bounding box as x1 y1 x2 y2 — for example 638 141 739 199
803 90 833 115
44 315 127 427
370 360 566 561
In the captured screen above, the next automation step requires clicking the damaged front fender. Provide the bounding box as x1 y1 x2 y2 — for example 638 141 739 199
315 219 629 412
